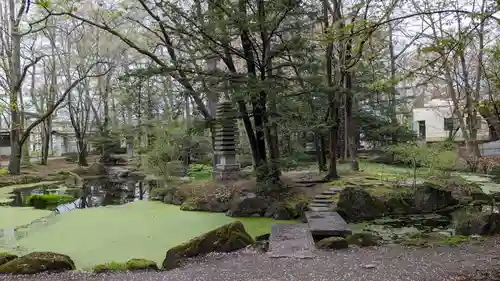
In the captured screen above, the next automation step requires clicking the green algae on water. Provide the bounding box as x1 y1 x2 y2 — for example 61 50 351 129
8 201 294 269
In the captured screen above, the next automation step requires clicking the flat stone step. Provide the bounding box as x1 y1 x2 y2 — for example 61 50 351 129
309 203 330 207
268 223 315 259
311 199 334 204
309 206 330 212
305 211 352 237
314 194 331 200
322 188 343 195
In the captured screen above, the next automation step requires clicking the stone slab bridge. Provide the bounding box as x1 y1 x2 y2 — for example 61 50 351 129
267 187 350 258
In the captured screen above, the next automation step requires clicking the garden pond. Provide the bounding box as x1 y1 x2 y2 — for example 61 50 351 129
0 171 499 269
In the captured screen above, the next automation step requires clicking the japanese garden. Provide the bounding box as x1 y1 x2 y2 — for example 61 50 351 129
0 0 500 280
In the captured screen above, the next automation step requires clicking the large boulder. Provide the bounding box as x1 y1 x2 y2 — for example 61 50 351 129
412 182 459 213
0 253 17 267
453 208 500 236
336 186 388 221
226 193 270 217
0 252 75 274
162 221 254 270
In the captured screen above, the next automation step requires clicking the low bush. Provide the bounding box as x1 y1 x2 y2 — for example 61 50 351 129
0 169 8 176
25 194 75 210
187 164 212 180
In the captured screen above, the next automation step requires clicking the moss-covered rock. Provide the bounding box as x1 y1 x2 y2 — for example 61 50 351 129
125 258 158 271
346 233 382 247
336 186 388 221
0 253 17 267
452 208 500 236
226 193 270 217
92 259 158 273
92 262 127 273
162 221 254 270
0 252 75 274
263 193 309 220
412 181 459 213
316 237 348 249
384 195 414 215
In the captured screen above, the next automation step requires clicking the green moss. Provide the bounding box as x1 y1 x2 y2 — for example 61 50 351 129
346 232 382 247
0 251 75 274
91 261 127 273
401 233 475 248
91 259 159 273
25 194 75 210
316 237 348 249
125 258 158 271
441 235 471 246
400 232 447 248
281 192 309 217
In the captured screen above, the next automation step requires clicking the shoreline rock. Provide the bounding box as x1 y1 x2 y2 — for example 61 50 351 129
0 252 75 275
162 221 254 270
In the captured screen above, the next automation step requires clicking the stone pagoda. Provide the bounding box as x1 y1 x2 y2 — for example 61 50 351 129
212 98 241 181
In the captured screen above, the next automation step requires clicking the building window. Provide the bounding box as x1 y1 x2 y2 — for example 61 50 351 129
444 118 458 131
417 121 426 140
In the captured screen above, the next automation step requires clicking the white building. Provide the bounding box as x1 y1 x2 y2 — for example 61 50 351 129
412 98 490 142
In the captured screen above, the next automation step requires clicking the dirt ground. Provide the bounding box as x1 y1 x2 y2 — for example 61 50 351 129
2 239 500 281
0 156 102 187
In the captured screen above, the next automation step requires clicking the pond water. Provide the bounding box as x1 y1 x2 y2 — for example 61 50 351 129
8 178 150 213
0 201 294 269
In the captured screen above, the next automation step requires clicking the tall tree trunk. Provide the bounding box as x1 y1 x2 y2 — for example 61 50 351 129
314 133 326 171
324 0 339 180
8 27 22 174
77 137 88 166
260 7 281 184
344 26 359 171
41 120 50 165
388 19 398 144
238 0 268 181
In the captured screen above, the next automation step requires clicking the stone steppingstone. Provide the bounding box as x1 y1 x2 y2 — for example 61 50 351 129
309 206 330 212
214 150 238 156
314 195 332 200
214 135 236 140
214 140 237 145
214 131 237 136
312 199 334 204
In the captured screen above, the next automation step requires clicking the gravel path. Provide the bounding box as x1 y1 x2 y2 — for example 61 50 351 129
2 240 500 281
